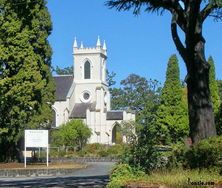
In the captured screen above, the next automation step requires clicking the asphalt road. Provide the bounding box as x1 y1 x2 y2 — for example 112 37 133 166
0 162 115 188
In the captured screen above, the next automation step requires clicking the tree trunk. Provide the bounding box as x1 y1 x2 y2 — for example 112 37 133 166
186 38 217 144
171 10 217 144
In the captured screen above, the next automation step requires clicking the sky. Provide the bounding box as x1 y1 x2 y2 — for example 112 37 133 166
46 0 222 86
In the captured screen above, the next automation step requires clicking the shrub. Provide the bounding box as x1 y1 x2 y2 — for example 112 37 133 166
76 143 125 157
110 163 134 179
97 150 109 157
107 163 146 188
185 136 222 169
50 120 91 150
107 144 125 157
166 142 188 169
82 143 103 154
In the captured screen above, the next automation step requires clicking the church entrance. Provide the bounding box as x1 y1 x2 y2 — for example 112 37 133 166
111 122 122 144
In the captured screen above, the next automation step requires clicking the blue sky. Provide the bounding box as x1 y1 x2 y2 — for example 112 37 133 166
47 0 222 86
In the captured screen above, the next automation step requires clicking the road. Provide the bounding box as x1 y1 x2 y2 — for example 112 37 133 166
0 162 115 188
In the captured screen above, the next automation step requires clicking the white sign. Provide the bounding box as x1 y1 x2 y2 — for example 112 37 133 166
24 130 49 168
25 130 48 148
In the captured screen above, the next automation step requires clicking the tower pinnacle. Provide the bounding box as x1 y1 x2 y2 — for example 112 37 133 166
103 40 107 51
96 36 101 48
80 41 84 49
73 37 78 48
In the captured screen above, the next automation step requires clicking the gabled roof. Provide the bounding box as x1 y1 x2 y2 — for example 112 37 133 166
70 103 96 119
54 75 73 101
106 111 123 120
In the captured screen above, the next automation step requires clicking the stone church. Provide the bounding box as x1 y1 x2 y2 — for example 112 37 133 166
52 37 135 144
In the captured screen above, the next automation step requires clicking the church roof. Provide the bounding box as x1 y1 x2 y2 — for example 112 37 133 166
106 111 123 120
54 75 73 101
70 103 96 119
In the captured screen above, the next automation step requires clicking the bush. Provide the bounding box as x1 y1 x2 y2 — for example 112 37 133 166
107 163 145 188
185 136 222 169
110 164 134 179
166 142 188 169
50 120 92 150
107 144 125 157
81 143 103 155
76 143 125 157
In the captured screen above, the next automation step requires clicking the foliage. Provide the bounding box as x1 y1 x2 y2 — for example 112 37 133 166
54 65 73 75
208 56 220 114
166 142 189 169
216 79 222 135
107 163 145 188
119 120 137 143
110 87 125 110
111 73 161 124
0 0 54 161
107 164 222 188
121 122 161 173
215 105 222 135
79 143 125 157
208 57 222 135
49 143 125 158
106 0 220 143
106 70 116 87
217 80 222 101
185 136 222 169
51 120 92 150
155 55 189 144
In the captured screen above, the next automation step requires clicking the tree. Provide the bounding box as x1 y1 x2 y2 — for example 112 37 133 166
112 74 159 109
54 65 73 75
106 70 116 87
111 74 161 123
0 0 54 161
51 120 92 150
106 0 221 143
208 56 221 135
110 87 125 110
155 55 189 144
216 79 222 135
208 56 220 114
217 80 222 101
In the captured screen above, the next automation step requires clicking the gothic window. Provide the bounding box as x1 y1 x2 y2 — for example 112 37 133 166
84 61 91 79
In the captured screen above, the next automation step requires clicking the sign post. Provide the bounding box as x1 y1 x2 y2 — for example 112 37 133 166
24 130 49 168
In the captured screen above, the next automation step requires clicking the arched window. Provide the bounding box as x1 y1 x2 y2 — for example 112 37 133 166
84 61 91 79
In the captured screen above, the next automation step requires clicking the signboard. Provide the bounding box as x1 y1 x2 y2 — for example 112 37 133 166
24 130 49 168
25 130 48 147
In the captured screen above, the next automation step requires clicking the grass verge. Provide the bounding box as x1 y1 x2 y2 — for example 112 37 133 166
107 164 222 188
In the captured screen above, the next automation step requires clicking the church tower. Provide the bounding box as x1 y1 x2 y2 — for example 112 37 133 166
72 37 110 111
52 37 135 144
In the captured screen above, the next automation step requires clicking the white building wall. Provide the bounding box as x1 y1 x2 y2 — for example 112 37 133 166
52 101 69 127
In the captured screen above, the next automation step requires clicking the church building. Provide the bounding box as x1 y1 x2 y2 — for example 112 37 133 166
52 37 135 144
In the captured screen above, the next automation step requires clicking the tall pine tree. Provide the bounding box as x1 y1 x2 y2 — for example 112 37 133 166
155 55 189 144
208 57 222 135
208 56 220 114
0 0 55 161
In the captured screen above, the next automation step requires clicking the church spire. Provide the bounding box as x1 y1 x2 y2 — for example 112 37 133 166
73 37 78 48
80 41 84 49
103 40 107 51
96 36 101 48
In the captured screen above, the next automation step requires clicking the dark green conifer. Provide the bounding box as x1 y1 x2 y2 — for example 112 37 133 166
155 55 189 144
0 0 54 161
208 56 220 114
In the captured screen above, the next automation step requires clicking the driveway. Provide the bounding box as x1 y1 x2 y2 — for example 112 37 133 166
0 162 115 188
